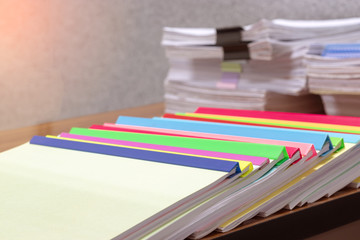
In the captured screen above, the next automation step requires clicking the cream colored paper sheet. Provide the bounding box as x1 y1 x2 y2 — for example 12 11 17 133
0 143 229 240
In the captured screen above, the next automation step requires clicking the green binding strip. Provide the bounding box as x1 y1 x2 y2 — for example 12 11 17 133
69 128 289 166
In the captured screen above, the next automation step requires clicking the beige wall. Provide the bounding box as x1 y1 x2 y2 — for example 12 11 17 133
1 0 359 130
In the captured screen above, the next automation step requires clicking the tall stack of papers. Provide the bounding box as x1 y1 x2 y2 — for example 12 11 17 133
163 18 360 115
306 43 360 116
162 26 324 114
1 106 360 239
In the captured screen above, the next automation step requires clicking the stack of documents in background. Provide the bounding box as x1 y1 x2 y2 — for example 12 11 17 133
306 43 360 116
242 18 360 60
162 26 324 114
1 106 360 239
163 18 360 114
165 80 322 113
242 18 360 41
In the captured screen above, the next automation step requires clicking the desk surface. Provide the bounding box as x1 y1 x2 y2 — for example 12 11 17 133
1 102 359 239
0 102 165 153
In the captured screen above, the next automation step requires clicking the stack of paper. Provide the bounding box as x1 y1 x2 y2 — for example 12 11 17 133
162 26 324 114
2 105 360 239
1 133 248 240
3 18 360 239
242 18 360 41
306 43 360 116
165 80 323 113
163 18 360 115
160 108 360 238
242 18 360 61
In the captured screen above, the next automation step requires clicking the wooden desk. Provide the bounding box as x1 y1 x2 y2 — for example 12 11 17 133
1 102 359 239
0 103 165 153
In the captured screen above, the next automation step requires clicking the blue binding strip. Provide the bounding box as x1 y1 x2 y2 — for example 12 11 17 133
116 116 333 151
30 136 240 174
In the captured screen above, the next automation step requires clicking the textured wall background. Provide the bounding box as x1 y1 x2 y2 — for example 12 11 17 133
1 0 359 130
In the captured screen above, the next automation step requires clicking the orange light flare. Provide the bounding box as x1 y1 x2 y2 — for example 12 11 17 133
0 1 52 70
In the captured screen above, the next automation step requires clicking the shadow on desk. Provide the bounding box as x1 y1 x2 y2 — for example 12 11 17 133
203 188 360 240
306 219 360 240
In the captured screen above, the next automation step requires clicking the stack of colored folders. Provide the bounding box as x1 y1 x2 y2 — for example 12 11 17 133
306 43 360 117
162 26 324 114
1 107 360 239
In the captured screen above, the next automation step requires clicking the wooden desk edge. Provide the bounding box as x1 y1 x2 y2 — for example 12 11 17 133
0 102 165 153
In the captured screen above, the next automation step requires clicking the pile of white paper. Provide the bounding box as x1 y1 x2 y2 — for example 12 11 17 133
164 80 323 114
242 18 360 41
162 23 327 114
162 18 360 116
306 44 360 116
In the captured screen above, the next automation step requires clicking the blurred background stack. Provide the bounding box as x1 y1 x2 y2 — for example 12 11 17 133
306 43 360 116
162 18 360 115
